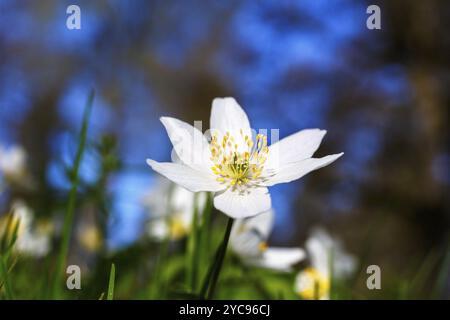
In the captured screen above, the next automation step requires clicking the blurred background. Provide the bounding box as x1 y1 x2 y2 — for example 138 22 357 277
0 0 448 299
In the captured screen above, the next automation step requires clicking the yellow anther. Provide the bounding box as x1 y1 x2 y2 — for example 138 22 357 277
258 242 268 252
296 268 330 300
209 130 269 187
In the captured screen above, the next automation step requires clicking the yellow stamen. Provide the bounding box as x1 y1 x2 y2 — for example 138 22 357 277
209 130 269 187
296 268 330 300
258 241 268 252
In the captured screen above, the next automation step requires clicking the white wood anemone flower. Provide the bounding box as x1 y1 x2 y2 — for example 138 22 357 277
230 209 305 272
146 97 343 219
142 177 207 240
294 228 357 300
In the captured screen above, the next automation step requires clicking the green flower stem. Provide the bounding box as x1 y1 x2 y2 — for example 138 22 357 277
186 193 200 290
191 195 201 290
199 246 219 298
328 247 335 300
198 193 213 290
150 236 169 299
149 185 175 299
51 90 94 299
203 217 234 300
200 193 213 260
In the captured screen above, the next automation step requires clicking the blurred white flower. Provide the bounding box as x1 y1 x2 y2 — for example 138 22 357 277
0 201 51 257
294 228 357 300
143 177 207 240
0 145 26 182
0 145 35 189
230 209 305 272
147 97 343 219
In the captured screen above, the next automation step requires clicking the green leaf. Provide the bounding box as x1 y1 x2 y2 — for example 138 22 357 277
107 263 116 300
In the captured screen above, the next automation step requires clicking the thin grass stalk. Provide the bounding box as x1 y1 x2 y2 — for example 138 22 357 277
107 263 116 300
50 90 94 299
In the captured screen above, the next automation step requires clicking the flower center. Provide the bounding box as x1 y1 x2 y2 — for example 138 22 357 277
296 267 330 300
168 216 188 240
258 241 268 252
209 130 269 187
80 226 102 252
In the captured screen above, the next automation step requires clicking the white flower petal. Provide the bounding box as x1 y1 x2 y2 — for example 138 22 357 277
147 219 169 240
230 229 262 257
265 129 327 170
160 117 212 172
230 210 274 257
255 247 305 272
172 187 208 225
141 177 171 218
262 153 343 187
232 209 274 240
0 145 27 180
306 231 332 276
242 209 274 239
16 233 50 257
12 201 33 232
147 159 224 192
213 187 271 219
307 228 357 278
210 97 251 137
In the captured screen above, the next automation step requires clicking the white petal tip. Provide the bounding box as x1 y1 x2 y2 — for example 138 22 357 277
146 159 155 167
159 116 170 124
213 96 235 103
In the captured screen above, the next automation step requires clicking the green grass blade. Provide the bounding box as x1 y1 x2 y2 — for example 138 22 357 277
0 256 13 299
51 90 95 299
107 263 116 300
1 212 20 253
0 215 20 299
433 242 450 298
328 246 335 300
408 250 440 298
